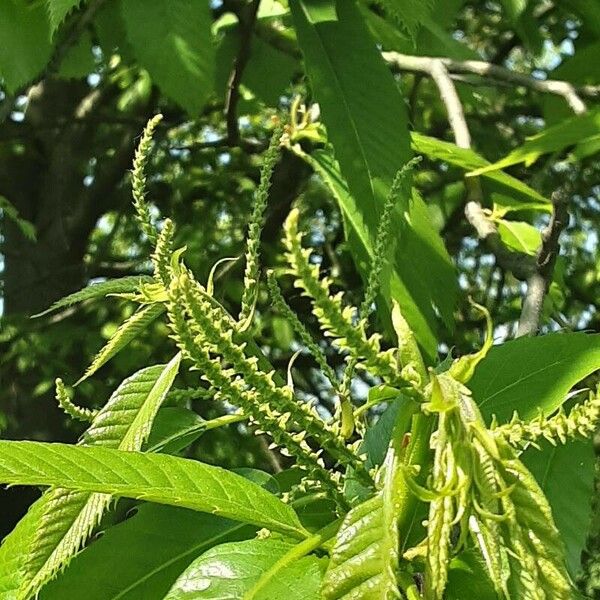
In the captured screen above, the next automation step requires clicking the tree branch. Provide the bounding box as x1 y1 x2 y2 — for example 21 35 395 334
383 52 591 114
422 57 537 279
224 0 261 144
516 189 570 337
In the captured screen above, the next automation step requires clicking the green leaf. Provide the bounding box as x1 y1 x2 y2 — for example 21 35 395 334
495 219 542 255
291 0 457 358
0 195 36 241
0 1 52 93
0 496 48 599
499 0 527 21
45 0 86 34
373 0 434 41
145 407 206 454
469 332 600 423
0 441 306 539
523 438 594 576
34 275 154 317
40 505 253 600
5 356 181 600
445 550 497 600
410 132 550 207
77 303 166 383
323 412 421 599
469 108 600 176
57 30 94 79
301 0 338 23
164 538 323 599
121 0 215 115
215 32 298 108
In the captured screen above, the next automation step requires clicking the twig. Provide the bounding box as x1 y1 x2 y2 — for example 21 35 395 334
383 52 591 114
424 58 536 278
224 0 261 144
516 190 570 337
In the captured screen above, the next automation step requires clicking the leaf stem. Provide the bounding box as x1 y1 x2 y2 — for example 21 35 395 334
243 519 342 600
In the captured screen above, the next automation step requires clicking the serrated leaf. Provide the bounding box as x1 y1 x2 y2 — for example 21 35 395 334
410 132 550 207
8 356 181 600
291 0 457 359
121 0 215 115
34 276 154 317
469 107 600 176
164 538 322 599
0 195 37 241
469 331 600 423
0 1 52 93
523 438 594 577
373 0 434 41
77 303 165 383
45 0 86 34
0 441 307 539
40 505 253 600
495 219 542 255
322 415 419 599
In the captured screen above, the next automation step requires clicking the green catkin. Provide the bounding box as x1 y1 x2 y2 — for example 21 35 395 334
494 388 600 448
151 218 175 287
165 386 213 405
341 158 421 396
239 124 284 323
174 266 373 487
132 114 163 244
359 156 422 321
266 270 339 390
165 290 346 506
55 378 97 422
283 209 404 386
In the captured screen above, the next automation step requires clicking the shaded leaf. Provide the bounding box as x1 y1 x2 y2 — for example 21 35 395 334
40 505 253 600
34 276 154 317
523 438 594 576
0 195 36 241
469 332 600 423
374 0 434 41
164 538 322 599
0 1 52 93
121 0 215 115
145 407 206 454
45 0 86 34
0 441 306 539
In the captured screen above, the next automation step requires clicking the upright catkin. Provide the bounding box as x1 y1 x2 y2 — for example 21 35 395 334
132 114 163 243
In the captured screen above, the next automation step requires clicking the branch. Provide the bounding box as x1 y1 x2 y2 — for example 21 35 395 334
516 189 569 337
422 57 536 280
383 52 591 115
224 0 261 144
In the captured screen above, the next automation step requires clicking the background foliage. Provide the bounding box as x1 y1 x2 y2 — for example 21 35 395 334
1 0 600 596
